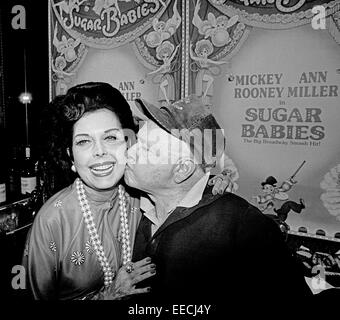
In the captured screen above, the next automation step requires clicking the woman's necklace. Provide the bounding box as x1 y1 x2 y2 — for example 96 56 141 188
76 178 132 287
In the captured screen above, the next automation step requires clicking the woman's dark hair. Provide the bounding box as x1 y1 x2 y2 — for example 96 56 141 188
62 82 136 154
39 82 136 194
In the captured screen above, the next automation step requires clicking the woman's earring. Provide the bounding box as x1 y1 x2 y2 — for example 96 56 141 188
71 164 76 172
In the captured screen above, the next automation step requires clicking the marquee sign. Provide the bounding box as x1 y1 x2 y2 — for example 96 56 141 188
51 0 169 48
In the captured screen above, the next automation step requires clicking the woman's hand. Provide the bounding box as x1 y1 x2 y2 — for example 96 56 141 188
103 257 156 300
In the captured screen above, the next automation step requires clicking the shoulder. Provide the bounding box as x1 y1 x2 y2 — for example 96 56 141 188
204 193 288 258
33 181 77 225
204 191 279 231
216 194 286 245
215 192 251 210
203 191 254 218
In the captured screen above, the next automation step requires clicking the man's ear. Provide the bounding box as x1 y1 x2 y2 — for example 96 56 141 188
173 158 196 184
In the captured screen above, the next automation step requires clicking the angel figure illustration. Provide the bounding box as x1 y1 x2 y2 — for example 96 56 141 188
147 41 180 106
144 0 181 48
51 56 75 96
192 0 238 47
190 40 227 104
253 161 307 223
52 22 78 95
53 22 81 63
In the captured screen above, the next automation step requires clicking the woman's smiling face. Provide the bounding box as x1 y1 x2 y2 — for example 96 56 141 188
71 108 127 191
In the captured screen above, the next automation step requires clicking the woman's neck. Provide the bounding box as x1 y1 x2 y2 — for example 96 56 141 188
80 179 118 203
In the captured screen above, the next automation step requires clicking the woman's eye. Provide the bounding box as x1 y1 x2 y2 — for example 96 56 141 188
105 135 118 141
75 139 90 146
105 133 125 142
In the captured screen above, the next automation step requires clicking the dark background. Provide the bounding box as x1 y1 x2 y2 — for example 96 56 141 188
0 0 49 301
1 0 49 161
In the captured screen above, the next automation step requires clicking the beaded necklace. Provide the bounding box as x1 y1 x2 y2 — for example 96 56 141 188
76 178 132 287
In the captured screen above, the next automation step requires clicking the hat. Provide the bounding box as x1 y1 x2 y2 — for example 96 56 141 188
261 176 278 187
134 95 226 171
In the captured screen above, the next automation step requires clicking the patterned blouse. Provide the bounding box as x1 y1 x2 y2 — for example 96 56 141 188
23 179 141 300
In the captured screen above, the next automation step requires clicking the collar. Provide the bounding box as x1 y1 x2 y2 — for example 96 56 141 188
74 179 119 206
140 173 210 232
177 172 210 208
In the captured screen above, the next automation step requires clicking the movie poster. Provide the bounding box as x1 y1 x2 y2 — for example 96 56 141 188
49 1 340 277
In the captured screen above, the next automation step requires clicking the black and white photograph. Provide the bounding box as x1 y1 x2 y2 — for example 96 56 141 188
0 0 339 317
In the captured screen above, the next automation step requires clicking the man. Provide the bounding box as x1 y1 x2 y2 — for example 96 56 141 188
125 95 312 303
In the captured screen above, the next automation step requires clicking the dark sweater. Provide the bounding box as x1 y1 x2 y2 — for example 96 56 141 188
133 185 312 303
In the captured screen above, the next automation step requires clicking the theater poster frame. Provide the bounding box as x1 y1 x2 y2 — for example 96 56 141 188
48 0 340 243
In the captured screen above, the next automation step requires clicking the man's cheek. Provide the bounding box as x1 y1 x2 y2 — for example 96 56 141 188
149 145 170 165
136 151 148 165
127 145 141 165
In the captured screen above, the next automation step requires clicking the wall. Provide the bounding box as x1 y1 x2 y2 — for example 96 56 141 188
49 0 340 239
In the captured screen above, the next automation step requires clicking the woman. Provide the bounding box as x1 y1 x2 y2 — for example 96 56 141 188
24 82 155 300
24 82 236 300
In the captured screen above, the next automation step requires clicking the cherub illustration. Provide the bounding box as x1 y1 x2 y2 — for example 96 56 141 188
190 40 227 103
253 161 306 222
144 0 181 48
147 41 180 106
54 0 86 17
192 0 238 47
51 56 75 96
53 22 81 62
52 21 78 95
